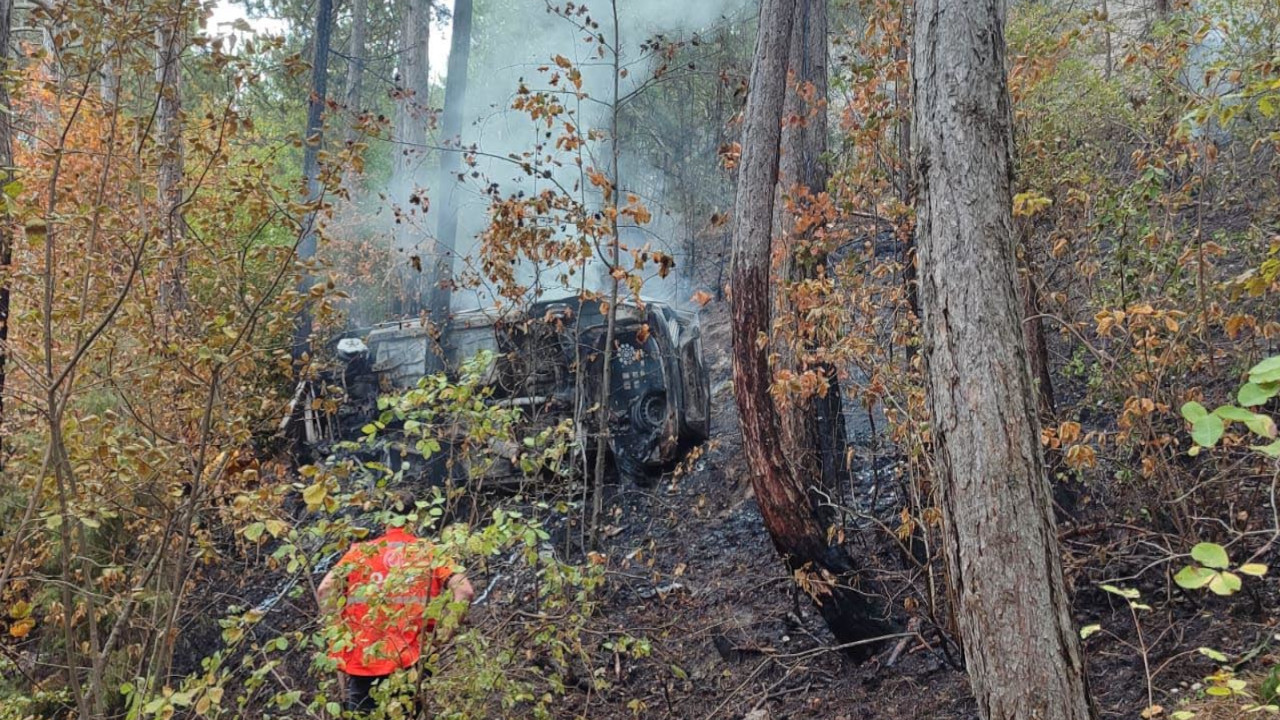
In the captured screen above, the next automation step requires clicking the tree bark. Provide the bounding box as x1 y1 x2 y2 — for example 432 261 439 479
430 0 473 323
911 0 1094 715
293 0 334 362
392 0 432 316
0 0 13 458
157 1 187 316
1021 267 1056 418
774 0 849 518
344 0 367 142
732 0 890 657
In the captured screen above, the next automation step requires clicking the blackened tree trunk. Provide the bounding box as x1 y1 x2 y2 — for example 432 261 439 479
0 0 13 457
732 0 890 657
774 0 849 518
293 0 334 362
157 3 186 315
430 0 473 322
911 0 1094 715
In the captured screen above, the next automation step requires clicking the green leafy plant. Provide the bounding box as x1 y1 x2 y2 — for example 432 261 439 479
1181 356 1280 457
1173 542 1268 596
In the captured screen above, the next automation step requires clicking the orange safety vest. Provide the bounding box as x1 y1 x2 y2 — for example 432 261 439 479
329 527 455 676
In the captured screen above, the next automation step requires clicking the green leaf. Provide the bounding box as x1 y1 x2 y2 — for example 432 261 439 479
1174 565 1216 589
1080 623 1102 639
243 522 265 542
1191 542 1231 569
1253 440 1280 458
1238 382 1278 407
1199 647 1229 663
1208 571 1242 596
1249 356 1280 384
1214 405 1258 422
302 483 327 509
1261 665 1280 704
1206 686 1232 697
1238 563 1268 577
1192 414 1225 447
1245 414 1278 439
1181 401 1210 423
1101 584 1141 599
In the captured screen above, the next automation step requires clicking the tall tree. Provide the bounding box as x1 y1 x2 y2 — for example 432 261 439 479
429 0 473 322
911 0 1095 714
731 0 890 656
344 0 367 145
392 0 431 316
774 0 849 516
156 0 187 315
0 0 13 456
293 0 334 361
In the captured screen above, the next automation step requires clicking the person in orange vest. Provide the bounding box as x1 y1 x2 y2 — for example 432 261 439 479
317 524 475 712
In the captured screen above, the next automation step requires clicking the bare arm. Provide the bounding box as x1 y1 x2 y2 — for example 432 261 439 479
316 569 341 616
447 573 475 604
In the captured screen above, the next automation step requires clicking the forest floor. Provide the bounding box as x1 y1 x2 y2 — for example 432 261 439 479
513 300 1280 719
176 301 1279 720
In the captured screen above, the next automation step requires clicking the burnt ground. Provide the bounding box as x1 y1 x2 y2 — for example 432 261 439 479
489 298 1279 720
172 299 1278 720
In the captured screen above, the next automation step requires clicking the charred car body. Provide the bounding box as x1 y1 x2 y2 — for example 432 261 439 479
290 297 711 484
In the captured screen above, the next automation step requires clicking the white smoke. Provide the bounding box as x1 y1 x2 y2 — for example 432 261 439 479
406 0 753 312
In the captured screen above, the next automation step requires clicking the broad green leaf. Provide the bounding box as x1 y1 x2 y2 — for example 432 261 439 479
1206 686 1232 697
1192 414 1225 447
1174 565 1216 589
1199 647 1229 663
1250 356 1280 384
1208 571 1242 596
1181 401 1210 423
1214 405 1259 422
1191 542 1231 569
243 522 265 542
1245 414 1278 439
1080 624 1102 639
1238 382 1277 407
1171 712 1196 720
1238 563 1268 577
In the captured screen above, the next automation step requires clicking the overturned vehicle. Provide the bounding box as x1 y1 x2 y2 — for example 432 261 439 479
288 297 711 485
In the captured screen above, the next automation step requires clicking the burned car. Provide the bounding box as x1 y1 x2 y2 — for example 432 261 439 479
289 296 710 484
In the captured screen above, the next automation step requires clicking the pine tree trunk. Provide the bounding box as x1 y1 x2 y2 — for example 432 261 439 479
732 0 891 657
911 0 1095 714
293 0 334 362
430 0 473 323
157 7 186 316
